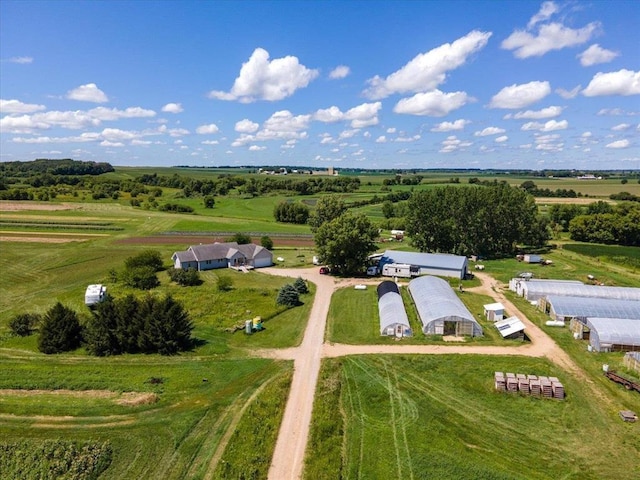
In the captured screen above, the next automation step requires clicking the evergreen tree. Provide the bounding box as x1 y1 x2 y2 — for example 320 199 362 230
38 302 82 354
277 284 301 307
293 277 308 294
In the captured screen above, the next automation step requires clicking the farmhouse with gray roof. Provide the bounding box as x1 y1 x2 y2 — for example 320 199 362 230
171 242 273 271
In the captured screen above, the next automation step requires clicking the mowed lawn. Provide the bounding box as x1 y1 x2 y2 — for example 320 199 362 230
306 355 640 480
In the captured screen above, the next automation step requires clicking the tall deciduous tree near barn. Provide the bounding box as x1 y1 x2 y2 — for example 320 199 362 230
314 212 378 275
308 196 347 231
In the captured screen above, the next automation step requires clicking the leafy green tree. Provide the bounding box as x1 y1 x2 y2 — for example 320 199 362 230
314 212 378 275
381 200 395 219
203 195 216 208
122 265 160 290
230 232 252 244
277 284 300 307
38 303 82 354
273 202 310 224
9 313 41 337
125 250 164 272
308 196 346 231
260 235 274 250
293 277 309 294
168 267 201 286
586 200 613 215
549 204 583 231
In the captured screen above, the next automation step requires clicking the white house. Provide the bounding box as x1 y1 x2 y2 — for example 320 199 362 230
171 242 273 271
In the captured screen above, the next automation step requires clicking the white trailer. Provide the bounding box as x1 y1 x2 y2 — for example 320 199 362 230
381 263 419 278
85 284 107 306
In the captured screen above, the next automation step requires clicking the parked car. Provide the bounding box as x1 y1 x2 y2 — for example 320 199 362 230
319 266 330 274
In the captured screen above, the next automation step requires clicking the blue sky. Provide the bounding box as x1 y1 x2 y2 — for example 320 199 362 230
1 0 638 170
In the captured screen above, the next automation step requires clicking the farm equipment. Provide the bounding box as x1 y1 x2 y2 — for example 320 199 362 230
604 370 640 393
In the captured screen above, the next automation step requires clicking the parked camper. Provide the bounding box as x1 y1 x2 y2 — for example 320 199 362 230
381 263 419 278
85 284 107 306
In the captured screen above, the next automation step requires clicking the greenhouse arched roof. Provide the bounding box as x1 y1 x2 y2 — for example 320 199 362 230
587 317 640 350
378 291 411 334
523 282 640 301
546 295 640 320
408 276 483 336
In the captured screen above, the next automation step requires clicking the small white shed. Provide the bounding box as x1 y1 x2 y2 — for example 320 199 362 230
495 316 525 339
484 302 505 322
524 254 542 264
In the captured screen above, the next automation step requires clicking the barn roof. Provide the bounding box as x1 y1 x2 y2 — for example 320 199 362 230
380 250 467 271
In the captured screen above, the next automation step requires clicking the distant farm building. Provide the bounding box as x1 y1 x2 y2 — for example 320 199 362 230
408 276 483 337
171 242 273 271
377 281 412 338
379 250 468 280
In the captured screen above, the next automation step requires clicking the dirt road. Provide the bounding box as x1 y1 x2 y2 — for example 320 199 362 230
259 267 590 480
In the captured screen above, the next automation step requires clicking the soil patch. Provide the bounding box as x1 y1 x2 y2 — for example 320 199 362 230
116 235 315 247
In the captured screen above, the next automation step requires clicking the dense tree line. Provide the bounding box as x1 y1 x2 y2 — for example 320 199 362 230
520 181 578 198
406 184 549 258
273 201 310 224
569 202 640 246
610 191 639 202
0 159 114 177
85 294 194 356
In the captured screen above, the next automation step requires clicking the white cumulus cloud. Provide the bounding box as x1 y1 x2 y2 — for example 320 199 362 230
495 135 509 143
0 99 46 114
474 126 505 136
431 119 470 132
161 103 183 113
606 139 630 149
7 56 34 64
578 44 620 67
196 124 219 134
439 135 472 153
208 48 319 103
527 1 559 29
556 85 581 99
66 83 109 103
394 90 470 116
522 119 568 131
489 81 550 109
235 119 259 133
502 22 599 58
363 30 491 100
504 106 564 119
611 123 630 131
582 69 640 96
329 65 350 79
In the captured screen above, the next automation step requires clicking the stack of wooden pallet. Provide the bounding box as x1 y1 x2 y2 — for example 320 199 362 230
528 375 541 396
539 376 554 398
517 373 530 394
549 377 565 399
495 372 564 400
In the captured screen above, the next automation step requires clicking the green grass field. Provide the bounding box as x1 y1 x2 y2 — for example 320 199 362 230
305 355 640 480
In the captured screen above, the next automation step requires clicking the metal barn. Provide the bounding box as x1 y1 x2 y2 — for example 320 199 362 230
377 281 412 337
379 251 468 280
408 276 483 337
